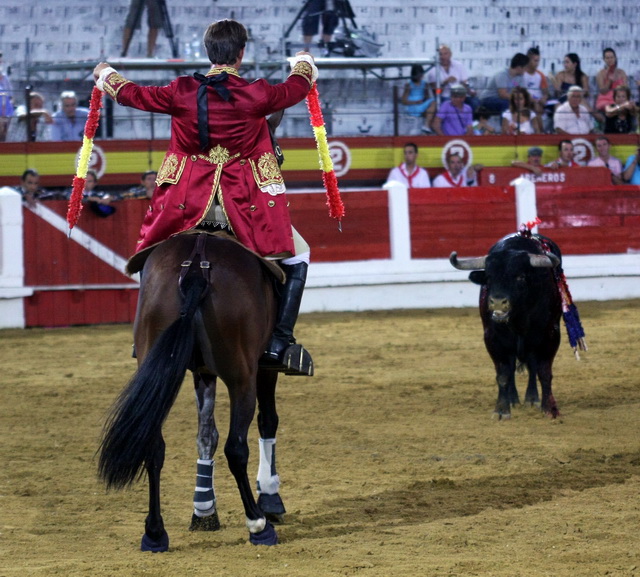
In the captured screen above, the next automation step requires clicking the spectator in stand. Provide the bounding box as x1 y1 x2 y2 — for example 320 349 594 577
622 146 640 185
501 87 542 135
121 0 163 58
511 146 544 176
426 44 478 109
64 169 119 216
588 136 623 185
472 107 497 135
0 51 14 142
523 47 549 116
546 140 579 169
400 64 436 134
6 91 53 142
121 170 157 199
479 53 529 116
432 152 482 188
432 84 473 136
15 168 43 207
604 85 637 134
595 48 628 113
385 142 431 188
553 86 596 135
51 91 89 141
551 53 589 106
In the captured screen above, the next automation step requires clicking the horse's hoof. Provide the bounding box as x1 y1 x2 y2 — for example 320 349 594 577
141 530 169 552
249 521 278 546
189 511 221 531
258 493 286 524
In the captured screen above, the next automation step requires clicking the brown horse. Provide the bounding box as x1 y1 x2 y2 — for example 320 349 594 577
98 232 287 550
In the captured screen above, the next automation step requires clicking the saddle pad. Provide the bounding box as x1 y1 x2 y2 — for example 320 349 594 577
125 230 286 284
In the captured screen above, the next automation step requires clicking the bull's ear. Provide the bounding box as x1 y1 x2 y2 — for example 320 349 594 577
469 271 486 285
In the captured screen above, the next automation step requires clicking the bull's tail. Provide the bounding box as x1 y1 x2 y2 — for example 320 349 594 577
98 276 209 489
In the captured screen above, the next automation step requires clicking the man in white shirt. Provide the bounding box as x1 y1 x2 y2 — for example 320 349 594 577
545 140 580 169
433 153 481 187
426 44 471 101
553 86 595 135
588 136 623 184
385 142 431 188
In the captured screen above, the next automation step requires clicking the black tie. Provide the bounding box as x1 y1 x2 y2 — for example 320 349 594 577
193 71 231 151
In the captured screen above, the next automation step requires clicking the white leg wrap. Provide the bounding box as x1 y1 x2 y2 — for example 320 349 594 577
193 458 216 517
256 438 280 495
246 516 266 534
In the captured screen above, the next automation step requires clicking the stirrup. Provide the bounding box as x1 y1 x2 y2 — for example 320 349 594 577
260 344 314 376
282 344 314 376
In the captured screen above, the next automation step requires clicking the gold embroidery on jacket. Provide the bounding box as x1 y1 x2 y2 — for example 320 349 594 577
250 152 284 187
198 144 239 165
289 61 314 87
156 153 187 185
105 73 132 100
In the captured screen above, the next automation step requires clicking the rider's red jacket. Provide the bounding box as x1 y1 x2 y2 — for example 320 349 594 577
102 60 314 256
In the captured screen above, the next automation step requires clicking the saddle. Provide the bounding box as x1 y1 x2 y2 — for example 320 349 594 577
125 229 286 284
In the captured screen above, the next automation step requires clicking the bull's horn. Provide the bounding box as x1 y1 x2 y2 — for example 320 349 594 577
529 253 560 268
449 252 487 270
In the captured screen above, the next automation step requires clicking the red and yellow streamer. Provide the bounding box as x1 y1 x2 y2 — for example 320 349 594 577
67 86 103 231
306 83 344 225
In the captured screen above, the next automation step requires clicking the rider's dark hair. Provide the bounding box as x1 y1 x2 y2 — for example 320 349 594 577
203 19 248 65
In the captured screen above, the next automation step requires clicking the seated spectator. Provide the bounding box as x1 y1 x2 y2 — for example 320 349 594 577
604 85 637 134
588 136 623 185
121 170 157 199
472 107 497 135
64 169 119 216
523 47 549 116
6 91 52 142
501 87 541 135
546 140 579 169
622 146 640 185
553 86 596 135
15 168 44 207
426 44 478 109
385 142 431 187
432 84 473 136
51 91 89 141
432 153 482 188
551 53 590 105
595 48 628 112
479 52 529 116
400 64 436 134
511 146 544 176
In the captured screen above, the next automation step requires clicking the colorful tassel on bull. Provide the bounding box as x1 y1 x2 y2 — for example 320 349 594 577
306 82 345 229
555 269 588 359
67 86 103 233
520 218 587 359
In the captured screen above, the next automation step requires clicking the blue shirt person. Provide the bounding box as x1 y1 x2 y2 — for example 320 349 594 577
51 90 89 141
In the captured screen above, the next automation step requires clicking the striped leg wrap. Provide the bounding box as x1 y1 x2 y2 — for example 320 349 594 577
193 459 216 517
256 438 280 495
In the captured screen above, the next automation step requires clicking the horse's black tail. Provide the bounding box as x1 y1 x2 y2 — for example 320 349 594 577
98 275 209 490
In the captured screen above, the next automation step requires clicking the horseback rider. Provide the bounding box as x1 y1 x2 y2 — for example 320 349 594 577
92 19 318 374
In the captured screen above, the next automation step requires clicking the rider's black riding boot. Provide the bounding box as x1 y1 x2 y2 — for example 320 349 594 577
261 262 314 375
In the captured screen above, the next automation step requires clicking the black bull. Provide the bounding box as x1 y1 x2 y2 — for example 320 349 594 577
450 233 563 419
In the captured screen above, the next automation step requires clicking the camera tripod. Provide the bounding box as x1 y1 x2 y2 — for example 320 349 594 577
283 0 362 57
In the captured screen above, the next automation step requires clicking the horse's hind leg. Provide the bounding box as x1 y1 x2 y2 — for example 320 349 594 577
141 435 170 552
256 369 286 523
189 372 221 531
225 376 278 545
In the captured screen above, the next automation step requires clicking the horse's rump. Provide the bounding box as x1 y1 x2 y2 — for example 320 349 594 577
134 233 277 374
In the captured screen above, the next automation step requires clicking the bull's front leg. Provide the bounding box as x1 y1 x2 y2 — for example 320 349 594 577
494 359 517 419
537 360 560 418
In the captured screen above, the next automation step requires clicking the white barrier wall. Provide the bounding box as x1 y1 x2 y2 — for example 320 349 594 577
0 187 33 328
